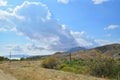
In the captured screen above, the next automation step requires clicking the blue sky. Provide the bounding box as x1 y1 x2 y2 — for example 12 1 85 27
0 0 120 56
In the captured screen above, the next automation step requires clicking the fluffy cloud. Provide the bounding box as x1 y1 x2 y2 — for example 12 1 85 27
94 39 111 46
57 0 69 4
2 1 111 53
0 1 78 51
26 44 46 51
71 31 93 47
104 25 119 30
0 9 16 32
5 44 24 53
5 44 46 53
0 27 7 31
12 46 23 52
0 0 7 6
71 31 85 36
75 38 93 47
92 0 109 4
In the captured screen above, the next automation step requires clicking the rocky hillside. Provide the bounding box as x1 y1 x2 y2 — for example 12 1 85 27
54 44 120 60
95 44 120 57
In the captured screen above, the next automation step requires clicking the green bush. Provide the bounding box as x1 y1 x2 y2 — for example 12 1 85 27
87 54 119 78
55 63 68 70
0 56 4 61
113 62 120 79
0 56 8 61
61 66 75 72
41 56 61 69
41 54 120 79
58 59 88 74
20 57 26 61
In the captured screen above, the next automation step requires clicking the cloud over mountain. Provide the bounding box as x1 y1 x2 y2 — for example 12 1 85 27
0 1 117 53
0 1 78 51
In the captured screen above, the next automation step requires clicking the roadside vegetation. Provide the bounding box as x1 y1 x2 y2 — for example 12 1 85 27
0 53 120 80
0 56 9 61
0 61 106 80
41 54 120 80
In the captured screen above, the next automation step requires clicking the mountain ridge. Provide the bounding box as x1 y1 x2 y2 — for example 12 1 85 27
53 43 120 60
66 46 86 53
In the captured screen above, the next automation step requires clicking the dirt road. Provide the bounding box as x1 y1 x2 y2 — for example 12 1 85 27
0 69 17 80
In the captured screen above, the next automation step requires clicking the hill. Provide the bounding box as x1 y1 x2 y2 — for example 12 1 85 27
95 44 120 57
54 44 120 60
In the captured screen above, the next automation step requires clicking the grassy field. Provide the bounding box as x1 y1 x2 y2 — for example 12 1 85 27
0 61 108 80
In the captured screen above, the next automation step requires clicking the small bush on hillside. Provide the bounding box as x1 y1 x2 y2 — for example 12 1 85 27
113 61 120 79
61 66 75 72
41 56 61 69
87 53 120 78
55 63 68 70
58 59 88 74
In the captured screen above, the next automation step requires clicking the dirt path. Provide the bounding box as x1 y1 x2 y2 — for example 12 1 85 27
0 69 17 80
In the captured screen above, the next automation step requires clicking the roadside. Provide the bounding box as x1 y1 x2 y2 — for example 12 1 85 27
0 69 17 80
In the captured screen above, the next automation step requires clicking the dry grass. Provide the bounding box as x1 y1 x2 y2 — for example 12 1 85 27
0 61 108 80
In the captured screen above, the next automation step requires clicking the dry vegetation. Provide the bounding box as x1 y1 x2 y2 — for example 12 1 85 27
0 61 107 80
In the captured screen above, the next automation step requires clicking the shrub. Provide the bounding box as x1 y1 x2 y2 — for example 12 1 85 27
20 57 25 61
61 66 75 72
41 56 61 69
0 56 8 61
87 54 119 78
113 62 120 79
58 59 88 74
55 63 68 70
0 56 4 61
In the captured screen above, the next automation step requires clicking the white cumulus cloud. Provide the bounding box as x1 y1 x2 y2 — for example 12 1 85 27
92 0 109 4
1 1 108 53
94 39 111 46
0 0 7 6
0 27 7 31
5 43 47 53
71 31 93 47
57 0 69 4
14 1 78 51
104 25 119 30
26 44 46 51
0 1 78 52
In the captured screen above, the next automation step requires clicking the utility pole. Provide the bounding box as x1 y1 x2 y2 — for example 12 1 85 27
9 51 11 63
69 52 71 62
